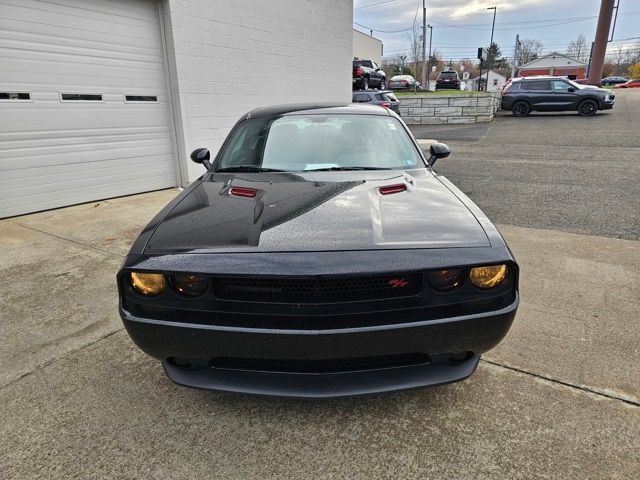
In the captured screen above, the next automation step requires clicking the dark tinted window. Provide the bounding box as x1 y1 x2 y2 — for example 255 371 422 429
0 92 30 100
61 93 102 101
381 93 398 101
353 93 371 103
125 95 158 102
520 81 550 91
353 60 373 68
439 72 458 79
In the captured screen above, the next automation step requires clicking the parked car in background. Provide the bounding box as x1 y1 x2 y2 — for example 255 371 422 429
501 76 614 117
601 76 630 86
613 79 640 89
353 60 386 90
118 103 519 398
389 75 416 90
352 90 400 114
436 71 460 90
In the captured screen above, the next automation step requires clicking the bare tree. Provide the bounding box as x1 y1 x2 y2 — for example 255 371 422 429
628 40 640 66
567 34 588 62
609 46 630 75
406 16 422 82
518 39 544 66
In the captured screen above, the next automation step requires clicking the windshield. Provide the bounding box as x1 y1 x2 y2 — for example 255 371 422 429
216 114 424 172
565 79 583 89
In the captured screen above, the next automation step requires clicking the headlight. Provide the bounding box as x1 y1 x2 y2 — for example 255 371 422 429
469 264 508 289
129 272 165 296
427 269 465 291
170 273 208 297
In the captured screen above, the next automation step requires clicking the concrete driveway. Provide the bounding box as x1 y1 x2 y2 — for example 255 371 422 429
2 94 640 478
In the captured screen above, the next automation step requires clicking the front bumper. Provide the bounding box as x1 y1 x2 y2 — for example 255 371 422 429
120 293 518 398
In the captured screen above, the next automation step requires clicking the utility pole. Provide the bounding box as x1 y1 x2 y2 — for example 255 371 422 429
587 0 615 85
511 34 520 78
426 24 433 91
421 0 427 89
485 6 497 91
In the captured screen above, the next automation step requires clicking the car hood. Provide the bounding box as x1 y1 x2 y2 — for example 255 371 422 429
144 170 490 254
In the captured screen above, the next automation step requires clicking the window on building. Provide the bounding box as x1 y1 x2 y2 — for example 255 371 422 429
125 95 158 102
61 93 103 101
0 92 30 100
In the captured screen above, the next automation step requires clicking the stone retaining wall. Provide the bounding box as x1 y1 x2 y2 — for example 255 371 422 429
399 92 502 124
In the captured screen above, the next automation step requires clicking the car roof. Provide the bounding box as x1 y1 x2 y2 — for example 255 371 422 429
244 103 392 120
352 90 394 95
514 75 563 81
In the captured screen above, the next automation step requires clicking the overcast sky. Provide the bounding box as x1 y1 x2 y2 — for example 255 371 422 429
353 0 640 61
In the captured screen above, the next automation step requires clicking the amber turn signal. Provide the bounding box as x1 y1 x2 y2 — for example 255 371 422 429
469 264 508 289
129 272 166 296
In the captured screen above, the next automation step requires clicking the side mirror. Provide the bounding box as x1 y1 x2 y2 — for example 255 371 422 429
568 87 576 92
428 142 450 167
190 148 213 171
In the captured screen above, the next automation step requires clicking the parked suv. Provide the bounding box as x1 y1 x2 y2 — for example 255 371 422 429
436 71 460 90
501 76 615 117
353 60 386 90
352 90 400 114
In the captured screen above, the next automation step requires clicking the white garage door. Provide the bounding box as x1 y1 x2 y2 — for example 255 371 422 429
0 0 177 218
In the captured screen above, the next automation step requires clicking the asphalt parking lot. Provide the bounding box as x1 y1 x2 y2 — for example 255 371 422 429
1 91 639 478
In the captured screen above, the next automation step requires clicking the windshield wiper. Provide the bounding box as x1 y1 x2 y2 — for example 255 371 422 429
216 166 286 173
306 166 392 171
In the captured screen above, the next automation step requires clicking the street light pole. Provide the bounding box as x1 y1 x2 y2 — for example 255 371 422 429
485 6 497 91
421 0 427 89
511 34 520 78
426 24 433 91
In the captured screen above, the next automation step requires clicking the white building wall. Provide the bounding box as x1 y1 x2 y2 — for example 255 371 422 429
353 29 383 65
162 0 353 183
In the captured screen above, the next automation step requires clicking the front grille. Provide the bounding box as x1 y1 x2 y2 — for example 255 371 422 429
209 353 430 373
212 273 422 303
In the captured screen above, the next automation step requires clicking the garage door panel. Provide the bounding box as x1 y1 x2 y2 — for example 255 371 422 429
0 108 172 131
0 125 167 143
0 0 177 218
0 37 164 65
1 157 174 198
0 141 172 169
0 18 161 52
1 175 176 218
1 59 167 88
0 129 169 151
1 153 174 183
3 0 161 26
1 2 161 41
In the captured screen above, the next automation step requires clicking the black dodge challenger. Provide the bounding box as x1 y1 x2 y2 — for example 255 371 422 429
118 103 519 398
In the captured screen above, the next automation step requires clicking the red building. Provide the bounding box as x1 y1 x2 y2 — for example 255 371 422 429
517 52 587 79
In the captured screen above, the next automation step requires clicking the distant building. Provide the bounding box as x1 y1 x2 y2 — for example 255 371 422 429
517 52 587 79
353 29 383 65
468 70 507 92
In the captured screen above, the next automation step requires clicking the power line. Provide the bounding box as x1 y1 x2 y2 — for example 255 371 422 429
354 0 405 11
